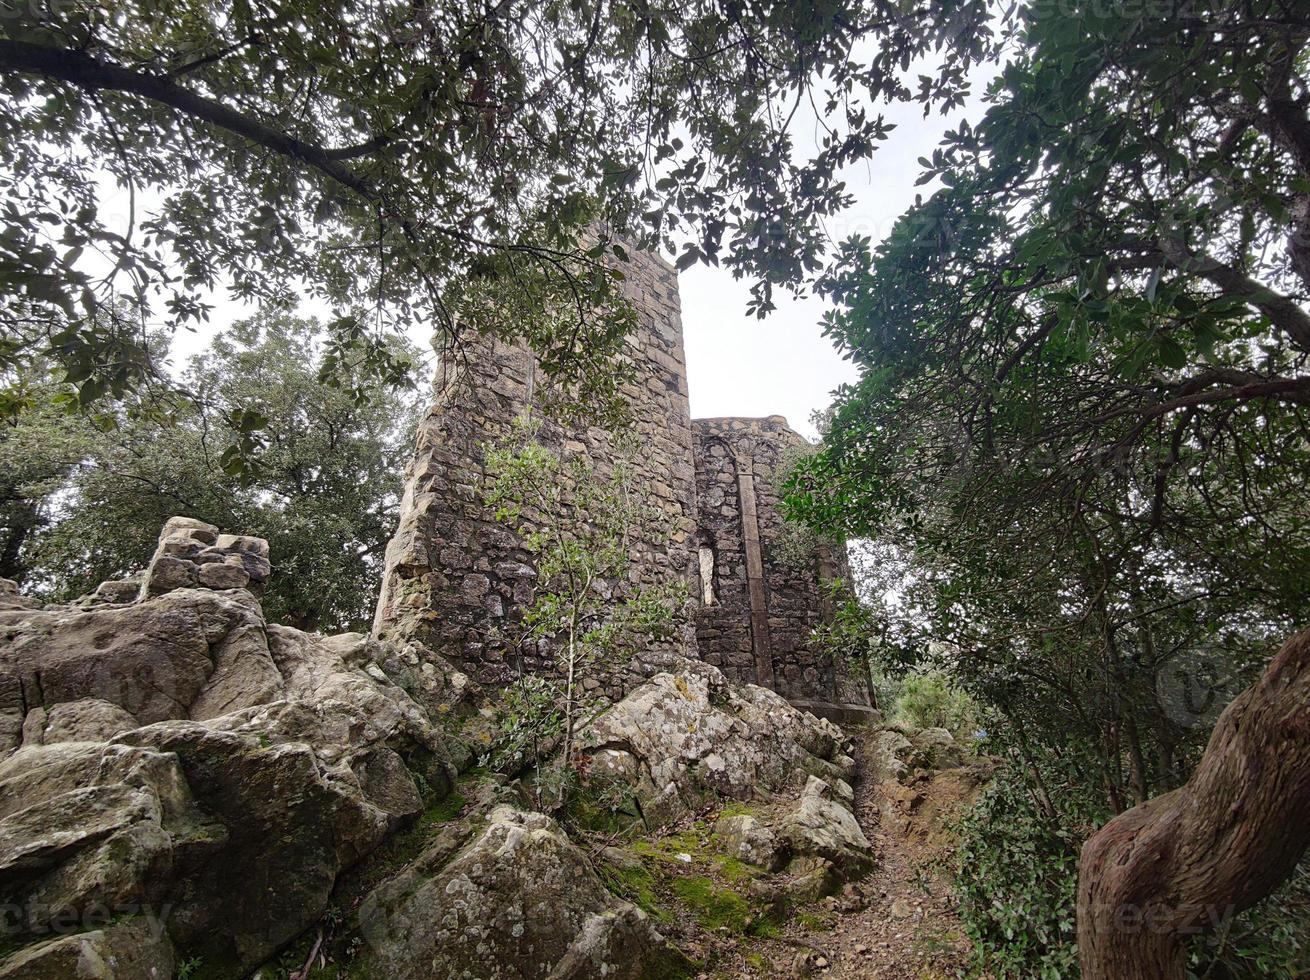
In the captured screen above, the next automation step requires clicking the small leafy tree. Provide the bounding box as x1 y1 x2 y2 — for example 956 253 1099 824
892 668 980 745
483 413 685 804
5 311 420 632
807 585 886 710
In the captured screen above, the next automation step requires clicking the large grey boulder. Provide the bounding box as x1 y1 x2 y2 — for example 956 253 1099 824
869 726 967 781
0 695 439 977
0 518 482 976
708 775 875 896
909 726 966 769
0 717 411 974
0 741 215 937
358 806 685 980
867 728 915 781
108 717 401 973
0 917 173 979
778 776 874 878
0 726 373 975
0 587 283 749
263 625 460 796
576 663 854 824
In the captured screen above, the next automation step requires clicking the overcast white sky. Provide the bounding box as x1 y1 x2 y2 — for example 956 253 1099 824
152 69 995 441
681 86 994 440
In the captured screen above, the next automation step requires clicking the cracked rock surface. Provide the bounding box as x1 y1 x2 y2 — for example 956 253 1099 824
576 663 856 826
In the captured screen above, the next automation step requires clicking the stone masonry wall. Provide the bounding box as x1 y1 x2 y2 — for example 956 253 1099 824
373 249 700 696
692 417 870 706
374 250 869 708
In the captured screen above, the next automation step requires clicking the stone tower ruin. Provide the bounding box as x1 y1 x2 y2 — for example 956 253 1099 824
374 248 871 711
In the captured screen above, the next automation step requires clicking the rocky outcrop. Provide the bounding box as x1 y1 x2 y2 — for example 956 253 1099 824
0 917 173 979
576 664 876 903
37 699 139 745
868 725 968 783
576 663 855 825
706 774 875 900
0 516 894 979
777 775 875 896
0 586 283 753
0 519 466 978
0 697 427 975
358 805 686 979
714 813 785 871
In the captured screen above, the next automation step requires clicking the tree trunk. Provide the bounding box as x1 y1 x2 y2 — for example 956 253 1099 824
559 625 577 808
0 498 41 582
1076 627 1310 978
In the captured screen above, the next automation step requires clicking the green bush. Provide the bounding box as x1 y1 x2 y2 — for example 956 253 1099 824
953 767 1083 979
891 669 979 744
956 762 1309 979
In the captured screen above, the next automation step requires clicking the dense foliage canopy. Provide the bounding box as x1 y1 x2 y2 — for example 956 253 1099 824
797 0 1310 804
0 0 995 419
790 2 1310 973
0 312 419 631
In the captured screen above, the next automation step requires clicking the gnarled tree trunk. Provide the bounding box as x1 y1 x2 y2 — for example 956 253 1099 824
1077 627 1310 978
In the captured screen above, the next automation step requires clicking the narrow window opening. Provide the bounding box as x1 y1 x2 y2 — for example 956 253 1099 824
698 542 717 606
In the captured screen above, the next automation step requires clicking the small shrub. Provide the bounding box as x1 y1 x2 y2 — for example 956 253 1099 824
482 413 685 807
952 768 1082 978
566 766 645 835
892 669 979 744
482 674 564 778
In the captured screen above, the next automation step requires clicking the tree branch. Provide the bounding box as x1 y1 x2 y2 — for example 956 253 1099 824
0 40 382 204
323 134 393 160
1263 44 1310 291
1157 238 1310 353
1095 376 1310 432
167 34 262 77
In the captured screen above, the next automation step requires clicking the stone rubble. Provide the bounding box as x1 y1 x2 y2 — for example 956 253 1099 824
575 661 855 826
